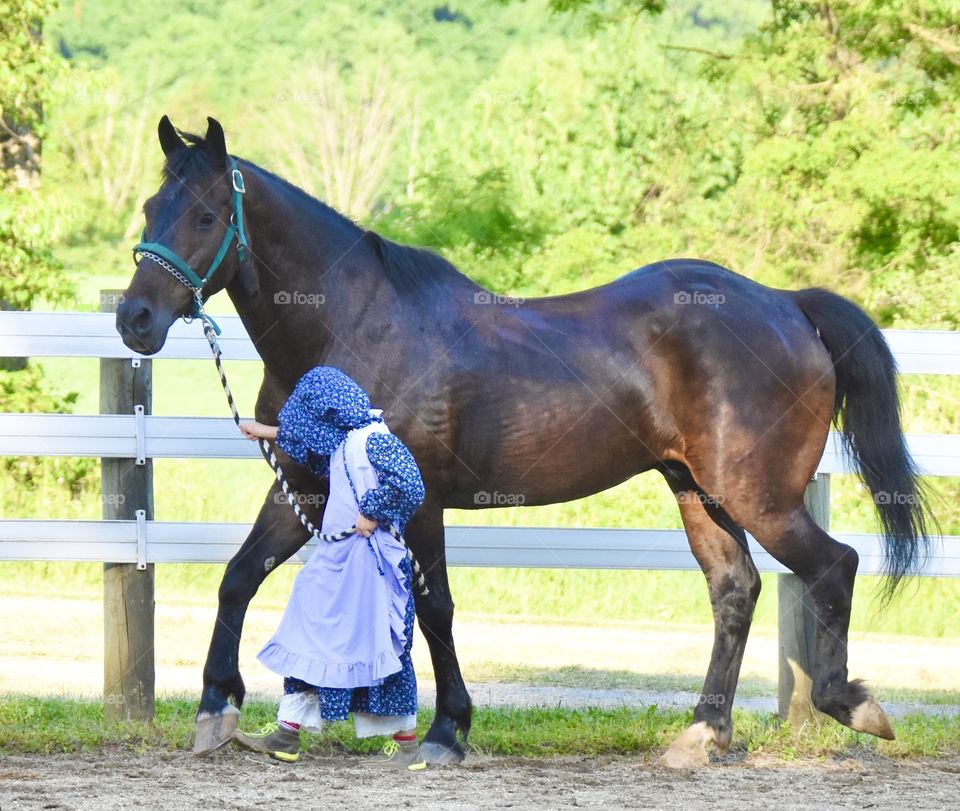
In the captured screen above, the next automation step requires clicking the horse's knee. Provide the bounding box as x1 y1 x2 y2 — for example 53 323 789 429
218 558 261 606
416 584 454 626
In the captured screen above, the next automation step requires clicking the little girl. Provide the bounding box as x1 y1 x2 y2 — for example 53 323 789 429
233 366 426 770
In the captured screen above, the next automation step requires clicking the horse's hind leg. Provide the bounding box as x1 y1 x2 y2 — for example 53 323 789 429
745 506 893 739
408 501 473 765
194 481 312 756
657 464 761 768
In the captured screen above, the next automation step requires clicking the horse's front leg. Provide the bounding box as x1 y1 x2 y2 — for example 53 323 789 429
193 477 318 756
408 501 473 765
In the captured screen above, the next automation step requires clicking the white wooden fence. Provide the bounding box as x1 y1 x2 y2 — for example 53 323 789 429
1 310 958 573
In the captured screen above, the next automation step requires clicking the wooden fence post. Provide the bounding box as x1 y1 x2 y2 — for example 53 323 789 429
778 473 830 726
100 289 155 722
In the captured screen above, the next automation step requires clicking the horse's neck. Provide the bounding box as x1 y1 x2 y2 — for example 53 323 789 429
223 164 372 377
242 162 365 283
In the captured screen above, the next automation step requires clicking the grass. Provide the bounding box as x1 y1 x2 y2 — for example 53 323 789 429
2 695 959 760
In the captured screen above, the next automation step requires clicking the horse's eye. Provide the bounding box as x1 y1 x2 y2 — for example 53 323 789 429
199 212 216 228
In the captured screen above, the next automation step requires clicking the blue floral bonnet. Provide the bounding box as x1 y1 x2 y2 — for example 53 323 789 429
276 366 383 466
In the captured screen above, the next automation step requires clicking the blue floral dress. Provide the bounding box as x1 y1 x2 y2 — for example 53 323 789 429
255 367 425 734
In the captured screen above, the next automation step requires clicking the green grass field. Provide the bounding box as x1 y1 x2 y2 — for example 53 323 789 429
2 695 959 759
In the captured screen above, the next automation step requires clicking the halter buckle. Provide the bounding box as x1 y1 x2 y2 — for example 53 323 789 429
231 169 245 194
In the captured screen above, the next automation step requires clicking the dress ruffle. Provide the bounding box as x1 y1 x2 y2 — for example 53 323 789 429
257 640 402 689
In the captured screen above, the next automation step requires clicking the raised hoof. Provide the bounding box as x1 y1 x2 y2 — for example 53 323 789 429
849 698 895 740
193 705 241 757
420 740 465 766
658 721 715 769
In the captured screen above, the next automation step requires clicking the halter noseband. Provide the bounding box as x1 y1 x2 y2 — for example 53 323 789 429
132 157 249 335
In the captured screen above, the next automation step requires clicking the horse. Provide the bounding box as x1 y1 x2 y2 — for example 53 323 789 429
117 116 933 767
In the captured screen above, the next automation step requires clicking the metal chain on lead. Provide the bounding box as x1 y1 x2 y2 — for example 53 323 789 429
137 249 199 293
199 318 428 596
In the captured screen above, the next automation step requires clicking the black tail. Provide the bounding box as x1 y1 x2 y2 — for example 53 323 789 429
790 288 935 596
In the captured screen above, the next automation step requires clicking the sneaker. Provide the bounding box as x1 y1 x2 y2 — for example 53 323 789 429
364 738 427 771
232 722 301 763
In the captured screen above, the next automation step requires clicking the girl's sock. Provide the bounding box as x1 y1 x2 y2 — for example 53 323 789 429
279 720 301 732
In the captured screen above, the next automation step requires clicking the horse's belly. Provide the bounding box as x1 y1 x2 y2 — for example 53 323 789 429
445 423 662 510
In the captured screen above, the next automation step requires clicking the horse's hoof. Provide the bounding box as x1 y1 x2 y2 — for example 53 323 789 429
420 740 465 765
193 705 240 757
849 697 895 740
658 721 714 769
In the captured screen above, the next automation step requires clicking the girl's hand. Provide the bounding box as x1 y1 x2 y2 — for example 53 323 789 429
239 421 278 441
356 514 378 537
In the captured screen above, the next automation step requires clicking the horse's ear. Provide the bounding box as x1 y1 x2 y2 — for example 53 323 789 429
158 115 183 157
204 116 227 170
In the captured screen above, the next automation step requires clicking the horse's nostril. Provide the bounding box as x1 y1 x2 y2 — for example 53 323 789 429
118 302 153 338
131 305 152 334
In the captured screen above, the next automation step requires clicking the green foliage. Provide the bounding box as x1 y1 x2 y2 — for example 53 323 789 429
0 364 96 502
0 361 74 412
0 0 61 132
374 0 959 327
707 0 960 326
1 1 89 501
0 189 67 307
1 0 72 308
34 0 959 328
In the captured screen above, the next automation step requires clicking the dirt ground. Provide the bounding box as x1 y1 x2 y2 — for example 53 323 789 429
3 749 960 810
4 592 960 810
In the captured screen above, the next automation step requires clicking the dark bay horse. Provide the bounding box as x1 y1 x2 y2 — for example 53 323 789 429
117 117 932 767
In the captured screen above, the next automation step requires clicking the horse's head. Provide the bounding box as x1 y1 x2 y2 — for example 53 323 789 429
117 115 258 354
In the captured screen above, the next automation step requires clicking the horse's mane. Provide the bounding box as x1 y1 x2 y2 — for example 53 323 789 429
365 231 479 299
165 131 479 300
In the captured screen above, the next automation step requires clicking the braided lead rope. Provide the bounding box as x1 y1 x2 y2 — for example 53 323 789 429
199 318 428 596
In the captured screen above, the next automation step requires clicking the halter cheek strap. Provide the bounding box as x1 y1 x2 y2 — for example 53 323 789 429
132 157 249 334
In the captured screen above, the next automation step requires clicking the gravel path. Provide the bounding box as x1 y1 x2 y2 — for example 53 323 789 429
437 681 960 718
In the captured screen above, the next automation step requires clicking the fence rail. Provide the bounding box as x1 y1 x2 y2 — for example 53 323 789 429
4 311 960 371
3 413 960 474
2 519 959 576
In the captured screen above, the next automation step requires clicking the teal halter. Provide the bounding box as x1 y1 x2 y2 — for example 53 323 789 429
132 157 249 334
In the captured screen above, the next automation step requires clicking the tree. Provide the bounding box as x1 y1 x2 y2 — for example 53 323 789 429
1 0 72 311
1 0 92 500
263 64 409 222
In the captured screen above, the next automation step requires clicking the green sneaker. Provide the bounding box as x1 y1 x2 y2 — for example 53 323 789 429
364 738 427 771
232 722 301 763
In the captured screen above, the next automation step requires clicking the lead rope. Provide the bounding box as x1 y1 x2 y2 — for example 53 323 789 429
197 314 428 596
